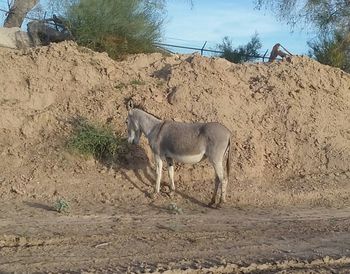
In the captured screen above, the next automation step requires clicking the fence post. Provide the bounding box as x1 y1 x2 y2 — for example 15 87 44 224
201 41 207 56
262 49 268 62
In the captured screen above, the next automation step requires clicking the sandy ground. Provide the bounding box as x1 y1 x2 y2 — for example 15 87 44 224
0 42 350 273
2 201 350 273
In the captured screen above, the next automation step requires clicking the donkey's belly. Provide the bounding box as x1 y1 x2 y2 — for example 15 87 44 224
166 152 205 164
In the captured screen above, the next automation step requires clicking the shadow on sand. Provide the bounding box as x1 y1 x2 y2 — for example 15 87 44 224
24 201 56 212
101 144 210 208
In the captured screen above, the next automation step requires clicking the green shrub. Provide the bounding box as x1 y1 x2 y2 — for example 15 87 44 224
168 202 183 215
68 119 128 160
64 0 164 59
54 198 70 213
217 33 262 63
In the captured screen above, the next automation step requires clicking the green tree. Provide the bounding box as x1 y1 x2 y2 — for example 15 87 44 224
255 0 350 32
308 31 350 72
217 33 262 63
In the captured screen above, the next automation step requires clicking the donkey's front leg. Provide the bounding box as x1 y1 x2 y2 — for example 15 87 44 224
166 157 175 192
154 154 163 193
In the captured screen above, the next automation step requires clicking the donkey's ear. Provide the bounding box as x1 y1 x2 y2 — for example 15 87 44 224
127 99 134 110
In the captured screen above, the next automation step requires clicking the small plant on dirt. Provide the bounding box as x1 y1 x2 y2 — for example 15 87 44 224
168 202 183 215
67 119 128 160
156 80 165 88
54 198 70 213
114 82 127 90
130 79 145 86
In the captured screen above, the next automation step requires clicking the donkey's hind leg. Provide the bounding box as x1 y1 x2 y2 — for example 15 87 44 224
209 162 224 207
209 175 220 207
220 177 228 205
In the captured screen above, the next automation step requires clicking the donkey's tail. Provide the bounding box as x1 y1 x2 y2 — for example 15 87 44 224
225 137 231 182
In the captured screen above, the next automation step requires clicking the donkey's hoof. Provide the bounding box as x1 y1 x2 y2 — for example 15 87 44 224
149 192 160 199
216 202 226 209
207 201 216 208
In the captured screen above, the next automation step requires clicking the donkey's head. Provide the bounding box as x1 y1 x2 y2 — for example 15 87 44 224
126 99 141 145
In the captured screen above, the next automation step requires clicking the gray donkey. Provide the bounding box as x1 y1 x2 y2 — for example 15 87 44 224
126 100 231 207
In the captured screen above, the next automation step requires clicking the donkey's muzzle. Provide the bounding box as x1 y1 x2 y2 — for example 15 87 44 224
128 138 138 145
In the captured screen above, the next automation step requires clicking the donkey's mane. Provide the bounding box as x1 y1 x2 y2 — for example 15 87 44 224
125 97 162 120
135 107 162 120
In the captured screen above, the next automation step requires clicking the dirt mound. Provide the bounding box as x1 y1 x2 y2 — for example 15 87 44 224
0 41 350 207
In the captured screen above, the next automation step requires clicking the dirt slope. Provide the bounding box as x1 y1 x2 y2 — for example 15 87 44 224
1 41 350 274
0 41 350 207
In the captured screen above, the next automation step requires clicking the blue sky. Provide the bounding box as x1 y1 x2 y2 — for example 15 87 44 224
162 0 316 56
0 0 315 56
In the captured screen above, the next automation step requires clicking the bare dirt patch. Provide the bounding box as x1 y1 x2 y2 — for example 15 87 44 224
0 42 350 273
2 203 350 273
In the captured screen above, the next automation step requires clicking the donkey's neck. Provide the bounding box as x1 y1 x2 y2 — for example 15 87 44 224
135 109 162 138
